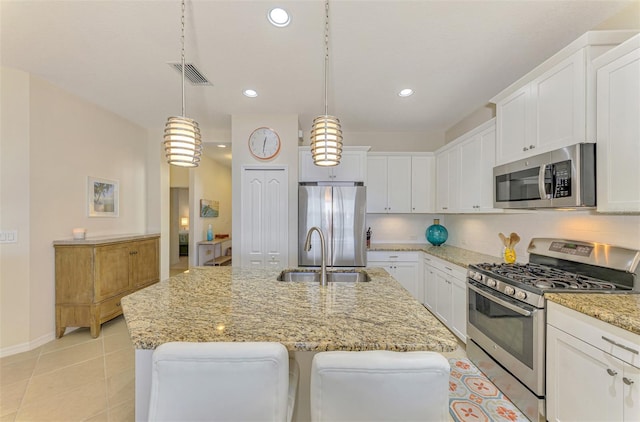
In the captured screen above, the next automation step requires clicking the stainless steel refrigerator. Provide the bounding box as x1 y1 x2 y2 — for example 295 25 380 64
299 183 367 267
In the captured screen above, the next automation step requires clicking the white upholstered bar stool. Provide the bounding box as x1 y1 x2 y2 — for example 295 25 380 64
310 350 450 422
148 342 299 422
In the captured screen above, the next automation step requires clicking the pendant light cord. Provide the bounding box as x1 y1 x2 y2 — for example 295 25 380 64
181 0 186 117
323 0 329 116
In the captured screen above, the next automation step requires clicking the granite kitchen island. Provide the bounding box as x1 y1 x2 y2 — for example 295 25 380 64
122 266 458 421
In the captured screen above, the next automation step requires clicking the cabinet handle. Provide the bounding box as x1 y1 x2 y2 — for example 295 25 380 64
389 255 399 258
529 145 535 149
116 302 121 307
444 266 453 271
623 377 634 386
606 368 618 377
602 336 639 354
523 147 528 151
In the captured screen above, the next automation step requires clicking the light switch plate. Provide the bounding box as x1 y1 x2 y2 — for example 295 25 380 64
0 230 18 243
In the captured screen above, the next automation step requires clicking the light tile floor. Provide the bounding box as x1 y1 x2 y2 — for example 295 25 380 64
0 317 134 422
1 316 467 422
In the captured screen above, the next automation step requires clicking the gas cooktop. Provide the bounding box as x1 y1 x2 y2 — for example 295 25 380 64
471 262 619 291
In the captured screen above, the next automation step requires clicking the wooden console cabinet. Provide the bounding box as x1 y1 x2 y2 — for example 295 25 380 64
54 234 160 338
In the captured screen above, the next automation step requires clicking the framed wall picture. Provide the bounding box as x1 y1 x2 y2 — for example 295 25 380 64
88 177 119 217
200 199 219 217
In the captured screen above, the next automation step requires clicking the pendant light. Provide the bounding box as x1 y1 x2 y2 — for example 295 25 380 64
163 0 202 167
310 0 342 167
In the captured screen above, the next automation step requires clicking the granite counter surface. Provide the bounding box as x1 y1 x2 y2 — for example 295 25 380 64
546 293 640 335
121 267 458 353
369 243 500 268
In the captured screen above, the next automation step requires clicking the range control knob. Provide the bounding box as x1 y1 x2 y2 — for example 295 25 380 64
504 286 515 296
473 272 483 282
486 278 497 288
515 291 527 300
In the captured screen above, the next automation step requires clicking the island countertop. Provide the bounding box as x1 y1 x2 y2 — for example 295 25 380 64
121 266 458 353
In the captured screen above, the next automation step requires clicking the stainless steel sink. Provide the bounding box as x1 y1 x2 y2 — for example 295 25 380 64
277 270 370 283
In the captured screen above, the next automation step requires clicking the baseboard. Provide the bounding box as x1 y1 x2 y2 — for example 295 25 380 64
0 328 77 358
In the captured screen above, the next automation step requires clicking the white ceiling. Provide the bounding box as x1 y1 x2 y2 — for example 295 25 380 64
1 0 635 162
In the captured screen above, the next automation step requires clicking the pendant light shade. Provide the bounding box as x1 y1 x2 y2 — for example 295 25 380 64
163 0 202 167
310 115 342 166
311 1 342 167
164 116 202 167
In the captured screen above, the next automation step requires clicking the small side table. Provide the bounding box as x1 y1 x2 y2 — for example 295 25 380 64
197 238 232 266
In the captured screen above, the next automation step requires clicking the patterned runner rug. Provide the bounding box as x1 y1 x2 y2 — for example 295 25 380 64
449 358 529 422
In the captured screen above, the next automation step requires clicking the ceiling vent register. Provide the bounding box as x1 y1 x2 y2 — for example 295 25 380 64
169 63 211 86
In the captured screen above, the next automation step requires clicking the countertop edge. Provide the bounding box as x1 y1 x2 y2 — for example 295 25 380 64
53 233 160 246
368 243 501 268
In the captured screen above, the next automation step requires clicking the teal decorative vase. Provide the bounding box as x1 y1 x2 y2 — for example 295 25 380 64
426 219 448 246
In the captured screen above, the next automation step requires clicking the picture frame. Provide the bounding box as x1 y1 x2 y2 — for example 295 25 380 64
88 177 119 217
200 199 219 217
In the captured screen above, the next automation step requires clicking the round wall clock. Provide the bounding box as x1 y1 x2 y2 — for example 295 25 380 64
248 127 281 160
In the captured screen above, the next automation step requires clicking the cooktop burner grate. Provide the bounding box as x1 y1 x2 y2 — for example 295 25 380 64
473 262 618 290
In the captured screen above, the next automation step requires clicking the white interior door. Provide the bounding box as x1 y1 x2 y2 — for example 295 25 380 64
241 168 288 267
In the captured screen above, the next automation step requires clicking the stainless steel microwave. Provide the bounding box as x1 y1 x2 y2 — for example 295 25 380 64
494 143 596 209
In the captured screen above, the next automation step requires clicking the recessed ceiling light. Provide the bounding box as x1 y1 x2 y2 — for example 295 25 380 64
268 7 291 27
216 144 227 148
398 88 414 97
243 89 258 98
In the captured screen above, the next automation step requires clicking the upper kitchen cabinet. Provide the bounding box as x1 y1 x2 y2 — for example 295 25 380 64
410 154 436 213
435 118 500 214
299 146 369 182
367 155 412 213
457 119 500 212
593 34 640 213
435 146 459 213
367 153 435 214
492 31 639 166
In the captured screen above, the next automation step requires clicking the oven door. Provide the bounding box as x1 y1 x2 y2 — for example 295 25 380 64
467 280 545 396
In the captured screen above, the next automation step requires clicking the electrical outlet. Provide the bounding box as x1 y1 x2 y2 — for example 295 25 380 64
0 230 18 243
206 249 212 255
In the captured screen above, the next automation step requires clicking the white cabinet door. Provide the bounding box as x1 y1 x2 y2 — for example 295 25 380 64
393 262 420 300
366 156 388 213
496 86 531 165
625 363 640 422
450 276 467 342
458 134 482 212
496 49 590 165
368 252 421 301
411 155 435 213
547 325 624 422
435 147 459 213
299 149 366 182
434 269 452 326
366 155 411 213
532 49 586 153
423 257 437 310
240 169 288 268
386 156 412 213
596 37 640 212
458 123 499 212
331 150 366 181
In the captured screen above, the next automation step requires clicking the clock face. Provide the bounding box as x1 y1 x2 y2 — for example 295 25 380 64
248 127 281 160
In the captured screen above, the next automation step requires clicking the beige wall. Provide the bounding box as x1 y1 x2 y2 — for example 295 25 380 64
1 67 32 353
0 67 149 355
343 130 445 152
595 1 640 30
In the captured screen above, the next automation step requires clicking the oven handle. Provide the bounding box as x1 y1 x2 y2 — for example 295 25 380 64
468 283 532 317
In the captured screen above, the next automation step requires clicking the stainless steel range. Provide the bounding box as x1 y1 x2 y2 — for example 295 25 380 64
466 238 640 422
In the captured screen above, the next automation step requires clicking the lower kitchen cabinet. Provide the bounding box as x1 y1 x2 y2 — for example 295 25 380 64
368 251 422 301
423 254 467 342
547 301 640 422
54 235 160 338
